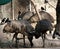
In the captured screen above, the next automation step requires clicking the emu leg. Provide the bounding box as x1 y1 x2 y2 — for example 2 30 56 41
28 35 33 47
12 33 18 47
49 30 52 34
15 33 18 48
12 33 18 41
52 32 56 39
42 33 46 48
23 35 25 47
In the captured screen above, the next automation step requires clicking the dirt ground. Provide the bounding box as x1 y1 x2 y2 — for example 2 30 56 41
0 31 60 48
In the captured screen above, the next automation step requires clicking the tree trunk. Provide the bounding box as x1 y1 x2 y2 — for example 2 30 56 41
56 0 60 24
55 0 60 34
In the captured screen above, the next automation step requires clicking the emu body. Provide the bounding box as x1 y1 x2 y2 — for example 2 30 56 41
1 18 34 47
1 18 53 47
3 20 33 35
35 19 53 47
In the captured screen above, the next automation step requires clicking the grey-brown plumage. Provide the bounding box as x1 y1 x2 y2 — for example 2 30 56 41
1 18 34 47
35 19 53 39
34 19 53 47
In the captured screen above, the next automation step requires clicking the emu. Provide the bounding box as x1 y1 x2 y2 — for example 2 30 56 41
1 18 35 47
1 18 53 47
34 19 53 47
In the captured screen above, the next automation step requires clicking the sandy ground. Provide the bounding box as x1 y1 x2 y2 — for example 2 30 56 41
0 34 60 48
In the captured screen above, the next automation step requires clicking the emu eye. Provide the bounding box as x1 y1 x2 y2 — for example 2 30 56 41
2 18 6 22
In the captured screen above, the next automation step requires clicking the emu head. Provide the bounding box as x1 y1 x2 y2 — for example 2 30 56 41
3 23 14 33
34 31 41 39
1 18 11 25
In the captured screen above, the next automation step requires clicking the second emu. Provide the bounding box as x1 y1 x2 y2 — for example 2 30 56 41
35 19 53 47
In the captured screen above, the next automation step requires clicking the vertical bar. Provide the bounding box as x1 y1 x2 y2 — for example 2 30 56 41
45 4 46 11
29 1 31 11
44 0 48 11
44 0 46 11
11 0 12 19
12 0 14 20
11 0 14 20
31 0 41 20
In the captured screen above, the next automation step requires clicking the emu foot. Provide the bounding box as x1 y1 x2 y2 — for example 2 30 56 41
23 45 26 48
14 44 18 48
30 43 33 47
52 35 55 39
52 33 56 39
42 45 45 48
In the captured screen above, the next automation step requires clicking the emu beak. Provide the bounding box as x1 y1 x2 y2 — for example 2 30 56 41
34 31 41 39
